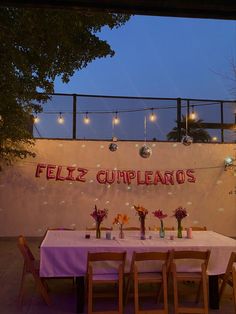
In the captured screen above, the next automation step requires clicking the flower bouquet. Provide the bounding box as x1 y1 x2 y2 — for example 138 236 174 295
113 214 129 239
134 205 148 239
153 209 168 238
173 206 188 238
90 205 108 238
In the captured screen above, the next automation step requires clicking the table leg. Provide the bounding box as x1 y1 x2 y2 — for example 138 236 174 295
76 276 85 313
209 275 219 309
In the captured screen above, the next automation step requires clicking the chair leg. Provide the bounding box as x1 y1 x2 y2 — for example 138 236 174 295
18 263 27 306
233 266 236 313
88 274 93 314
172 264 179 314
35 277 51 305
134 268 139 314
118 270 123 314
162 266 168 314
219 278 227 302
202 269 209 314
125 274 132 305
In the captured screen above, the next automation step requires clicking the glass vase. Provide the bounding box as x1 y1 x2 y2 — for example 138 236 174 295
96 222 101 239
140 217 146 240
159 220 165 238
177 220 182 238
119 224 125 239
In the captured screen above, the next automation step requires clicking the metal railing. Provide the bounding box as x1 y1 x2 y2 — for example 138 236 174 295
33 93 236 143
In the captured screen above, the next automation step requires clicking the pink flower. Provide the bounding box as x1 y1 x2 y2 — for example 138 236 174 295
90 205 108 223
153 209 168 220
173 206 188 221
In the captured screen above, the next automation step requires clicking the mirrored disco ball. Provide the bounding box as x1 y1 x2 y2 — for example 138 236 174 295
181 135 193 146
109 143 118 152
139 145 152 158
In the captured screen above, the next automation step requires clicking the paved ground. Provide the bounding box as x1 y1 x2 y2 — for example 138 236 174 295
0 237 235 314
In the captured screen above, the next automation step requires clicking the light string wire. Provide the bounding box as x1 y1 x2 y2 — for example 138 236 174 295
144 116 147 143
32 101 229 115
185 113 188 136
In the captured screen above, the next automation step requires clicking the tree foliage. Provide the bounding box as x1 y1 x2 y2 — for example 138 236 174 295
167 115 211 142
0 7 130 166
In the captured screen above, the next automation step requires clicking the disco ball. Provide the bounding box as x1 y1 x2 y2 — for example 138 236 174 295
181 135 193 146
109 143 118 152
139 145 152 158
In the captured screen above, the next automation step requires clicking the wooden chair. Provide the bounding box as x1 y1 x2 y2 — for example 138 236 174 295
123 226 140 231
149 226 175 231
219 251 236 302
86 226 113 231
186 227 207 231
87 251 126 314
125 251 171 314
233 263 236 312
171 250 211 314
17 235 51 306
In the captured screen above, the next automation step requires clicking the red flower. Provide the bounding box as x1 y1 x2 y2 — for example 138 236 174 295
173 206 188 221
153 209 168 220
91 205 108 223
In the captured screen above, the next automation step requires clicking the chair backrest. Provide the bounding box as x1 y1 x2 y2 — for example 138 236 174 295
224 252 236 283
86 226 113 231
48 227 75 231
171 250 211 272
18 235 36 272
87 251 126 275
149 226 175 231
122 226 140 231
188 226 207 231
130 251 171 274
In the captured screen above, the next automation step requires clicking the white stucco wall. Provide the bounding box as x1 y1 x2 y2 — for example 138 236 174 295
0 139 235 236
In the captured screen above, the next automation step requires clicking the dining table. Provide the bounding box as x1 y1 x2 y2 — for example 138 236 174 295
40 229 236 313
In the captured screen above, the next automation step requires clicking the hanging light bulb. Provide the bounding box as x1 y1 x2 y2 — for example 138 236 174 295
57 112 64 124
190 106 197 120
83 112 90 124
34 115 40 124
149 108 157 122
113 112 120 125
139 116 152 158
181 113 193 146
212 136 218 142
109 117 118 152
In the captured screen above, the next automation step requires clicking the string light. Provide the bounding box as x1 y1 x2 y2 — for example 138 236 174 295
149 108 157 122
34 115 40 124
83 112 90 124
57 112 64 124
190 106 197 120
181 113 193 146
113 112 120 125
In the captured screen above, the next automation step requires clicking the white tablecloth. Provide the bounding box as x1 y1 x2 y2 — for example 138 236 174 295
40 230 236 277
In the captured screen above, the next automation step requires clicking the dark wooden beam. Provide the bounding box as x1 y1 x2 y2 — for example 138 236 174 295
1 0 236 20
180 122 236 130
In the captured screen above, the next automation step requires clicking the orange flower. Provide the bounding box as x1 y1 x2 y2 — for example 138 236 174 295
134 205 148 218
113 213 129 225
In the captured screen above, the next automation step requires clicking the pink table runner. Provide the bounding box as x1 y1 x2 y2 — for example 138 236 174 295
40 230 236 277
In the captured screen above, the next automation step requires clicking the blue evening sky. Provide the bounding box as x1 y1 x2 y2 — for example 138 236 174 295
36 15 236 142
55 15 236 100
